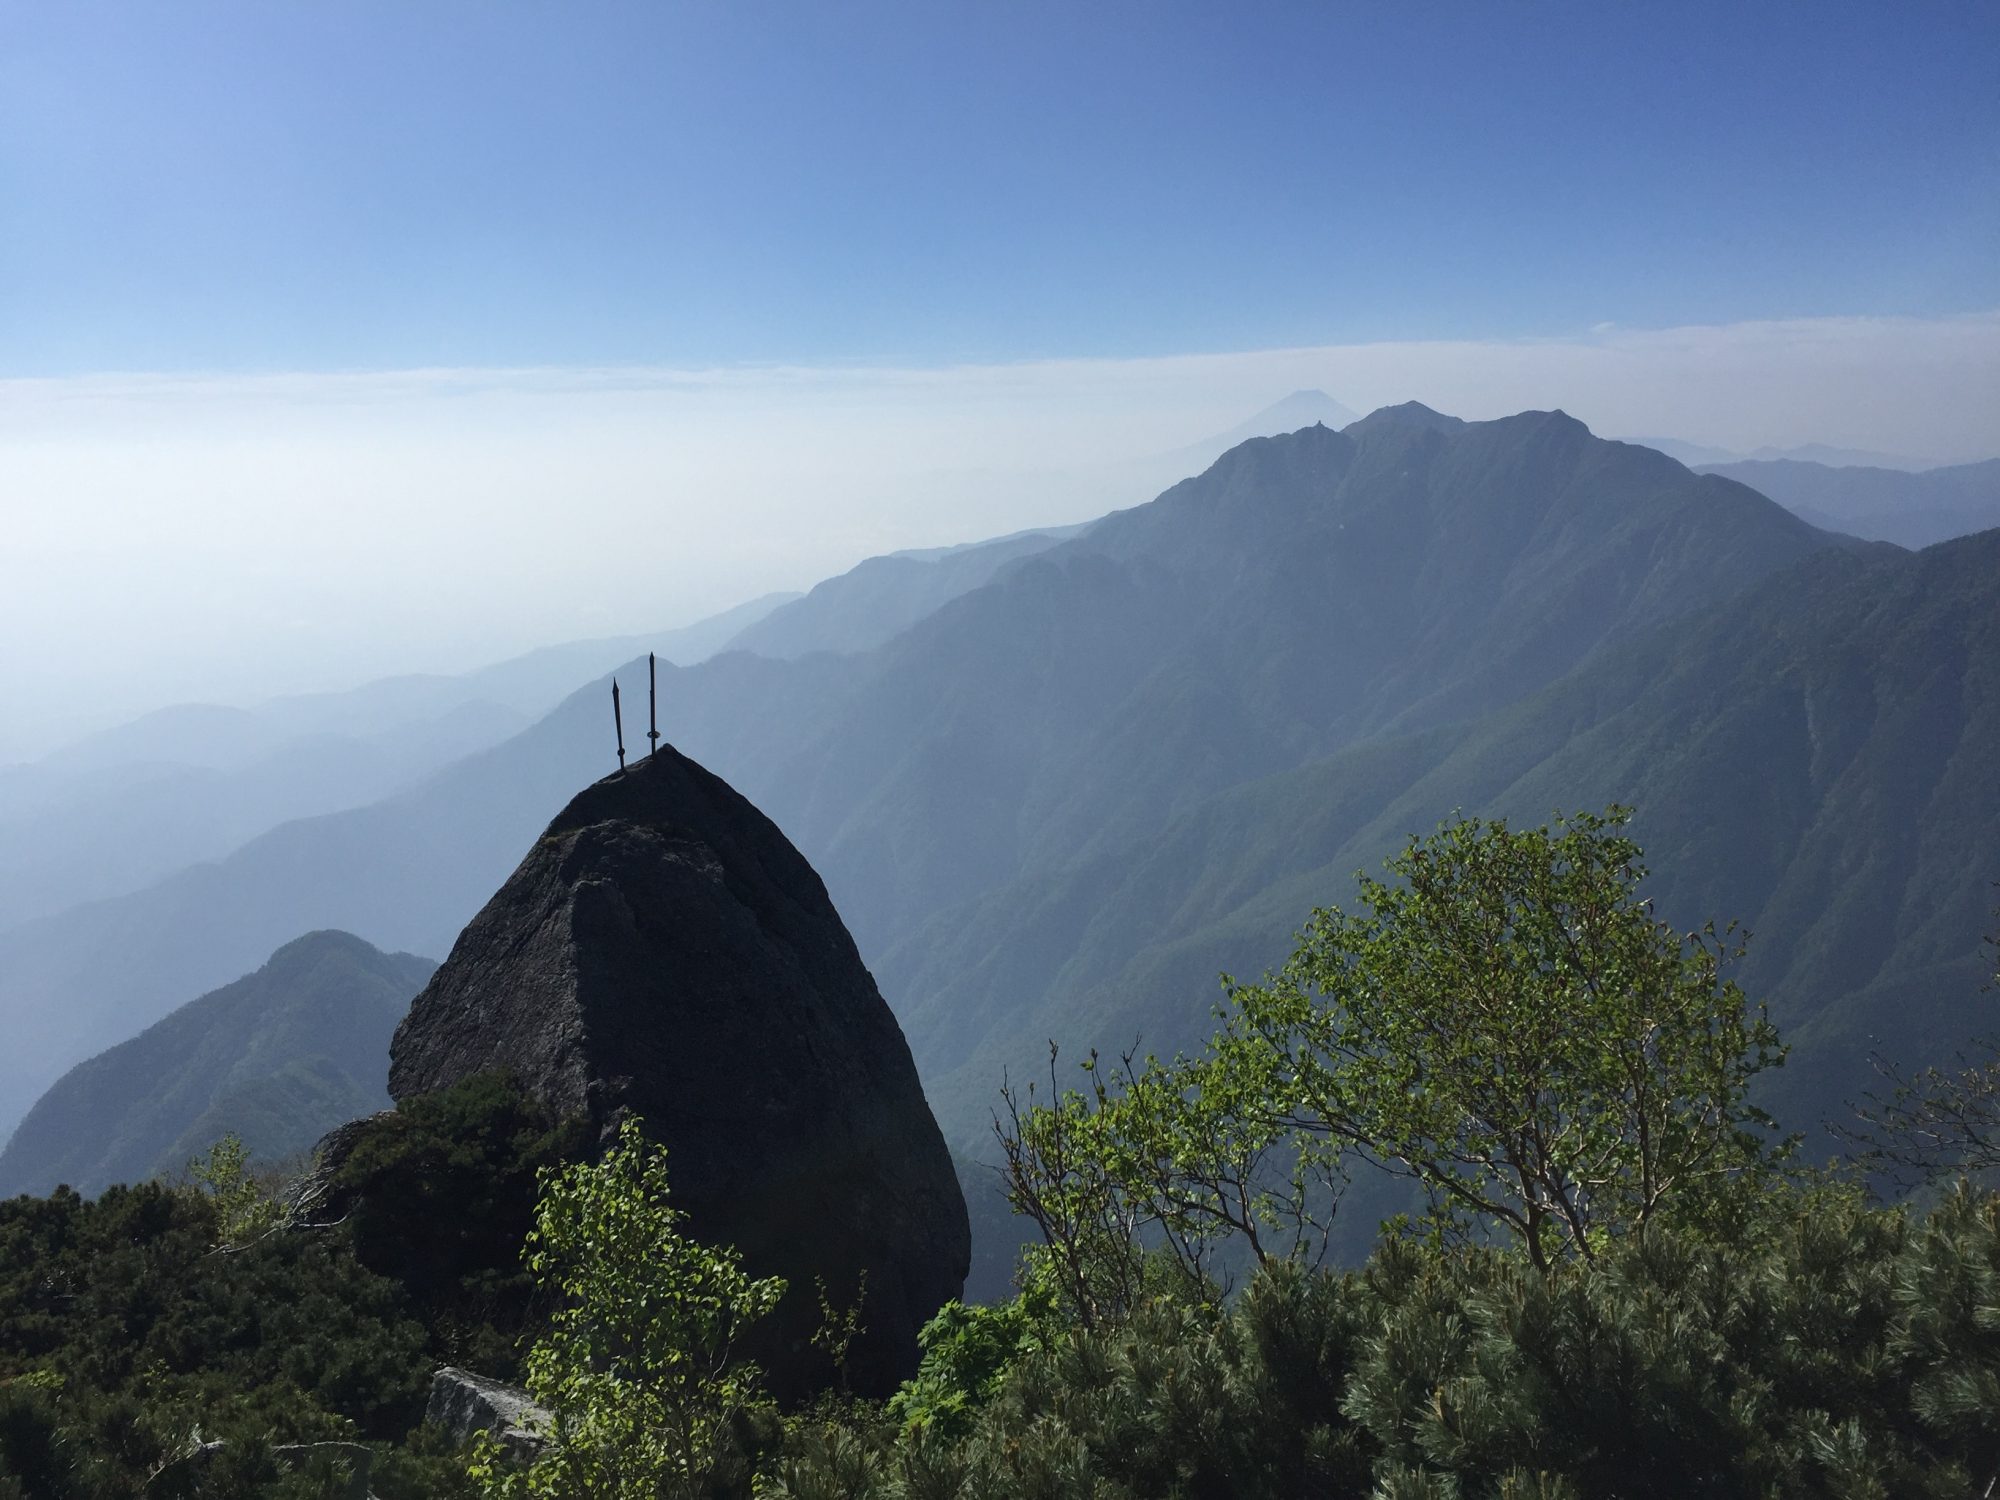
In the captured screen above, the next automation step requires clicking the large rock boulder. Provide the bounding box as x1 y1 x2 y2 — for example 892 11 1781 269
389 747 969 1397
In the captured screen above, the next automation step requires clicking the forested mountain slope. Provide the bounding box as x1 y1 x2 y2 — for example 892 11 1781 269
685 406 1843 956
0 930 434 1196
888 530 2000 1152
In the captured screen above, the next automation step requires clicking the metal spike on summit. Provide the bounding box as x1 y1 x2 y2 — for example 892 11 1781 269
612 677 626 771
648 652 661 759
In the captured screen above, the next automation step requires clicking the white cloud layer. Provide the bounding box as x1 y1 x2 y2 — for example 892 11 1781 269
3 310 1996 759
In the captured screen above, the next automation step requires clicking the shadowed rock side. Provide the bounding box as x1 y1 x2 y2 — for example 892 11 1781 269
388 746 969 1397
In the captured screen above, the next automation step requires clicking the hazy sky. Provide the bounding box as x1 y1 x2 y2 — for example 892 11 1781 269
2 2 1996 757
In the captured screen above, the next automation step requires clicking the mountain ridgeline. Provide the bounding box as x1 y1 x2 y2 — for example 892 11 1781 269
0 590 801 934
1698 455 2000 549
1 405 1993 1217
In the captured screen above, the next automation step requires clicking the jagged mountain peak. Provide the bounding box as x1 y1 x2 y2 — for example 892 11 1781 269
1343 399 1468 440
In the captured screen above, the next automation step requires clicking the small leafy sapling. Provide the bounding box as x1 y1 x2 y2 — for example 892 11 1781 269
810 1270 868 1396
186 1133 282 1247
468 1116 784 1500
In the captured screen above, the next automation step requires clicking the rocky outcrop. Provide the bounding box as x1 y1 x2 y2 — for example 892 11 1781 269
284 1110 393 1222
426 1367 549 1460
389 747 970 1397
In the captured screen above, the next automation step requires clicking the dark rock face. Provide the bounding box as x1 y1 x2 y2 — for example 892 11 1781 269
389 747 970 1397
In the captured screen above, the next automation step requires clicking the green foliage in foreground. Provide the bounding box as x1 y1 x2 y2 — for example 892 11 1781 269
4 1095 1998 1498
0 814 1992 1495
0 1071 579 1498
331 1069 590 1379
6 1165 1997 1496
1225 808 1788 1267
883 1298 1040 1441
0 1175 465 1498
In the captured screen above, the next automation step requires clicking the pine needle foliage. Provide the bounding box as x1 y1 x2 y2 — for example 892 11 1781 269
764 1184 2000 1498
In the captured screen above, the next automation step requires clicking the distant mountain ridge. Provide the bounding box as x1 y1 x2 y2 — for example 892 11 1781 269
1623 436 1942 471
0 930 434 1196
1696 457 2000 550
0 592 800 930
1160 388 1361 471
718 526 1086 660
23 590 798 780
0 404 1864 1139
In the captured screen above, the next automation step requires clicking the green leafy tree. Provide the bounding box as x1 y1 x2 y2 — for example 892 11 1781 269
1001 809 1788 1297
1223 808 1787 1269
884 1298 1038 1439
469 1116 785 1500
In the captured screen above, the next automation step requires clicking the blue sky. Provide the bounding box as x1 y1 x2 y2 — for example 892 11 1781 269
2 2 1997 755
3 1 1995 374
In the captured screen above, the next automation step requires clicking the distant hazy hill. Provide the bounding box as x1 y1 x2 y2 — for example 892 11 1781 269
0 931 434 1197
1160 389 1360 472
1698 457 2000 550
719 527 1085 660
0 593 797 930
0 708 527 933
35 591 798 779
1625 436 1937 471
0 405 1853 1136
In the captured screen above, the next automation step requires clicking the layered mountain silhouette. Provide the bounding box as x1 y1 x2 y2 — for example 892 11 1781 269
721 525 1086 660
0 592 797 931
1625 437 1937 471
1697 457 2000 550
0 930 434 1197
2 406 1990 1198
1161 389 1362 470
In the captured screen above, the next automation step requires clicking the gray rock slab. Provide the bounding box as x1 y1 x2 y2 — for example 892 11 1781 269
426 1366 550 1460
